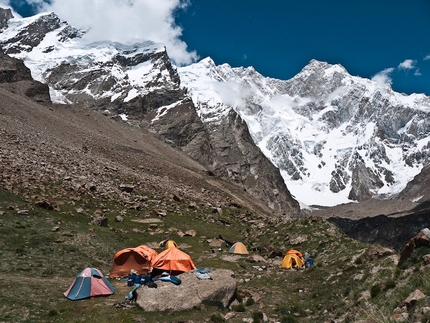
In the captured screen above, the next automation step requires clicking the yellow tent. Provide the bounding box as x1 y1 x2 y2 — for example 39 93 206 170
280 250 305 269
229 242 249 255
158 238 178 249
164 240 178 249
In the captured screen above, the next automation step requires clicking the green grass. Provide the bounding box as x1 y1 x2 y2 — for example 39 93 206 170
2 186 430 322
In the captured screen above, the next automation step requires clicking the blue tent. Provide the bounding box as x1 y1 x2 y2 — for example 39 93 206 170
64 267 114 300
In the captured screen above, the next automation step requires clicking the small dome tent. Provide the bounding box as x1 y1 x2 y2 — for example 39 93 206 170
229 242 249 255
64 267 114 300
281 250 305 269
158 237 178 249
164 240 178 249
109 245 158 278
152 246 196 276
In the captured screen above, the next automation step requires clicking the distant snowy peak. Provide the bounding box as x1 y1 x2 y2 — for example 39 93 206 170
180 57 430 207
0 8 177 104
178 57 285 124
286 59 429 109
1 11 66 53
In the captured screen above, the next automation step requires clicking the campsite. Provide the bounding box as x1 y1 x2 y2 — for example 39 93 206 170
0 86 429 321
2 184 430 323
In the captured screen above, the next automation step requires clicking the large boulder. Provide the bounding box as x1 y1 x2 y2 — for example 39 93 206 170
136 269 237 312
398 228 430 266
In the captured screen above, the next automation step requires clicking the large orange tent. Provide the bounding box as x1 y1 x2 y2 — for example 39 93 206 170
136 245 158 261
109 245 158 278
151 246 196 276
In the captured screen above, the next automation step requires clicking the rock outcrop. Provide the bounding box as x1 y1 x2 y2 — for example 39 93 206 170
0 50 51 104
136 269 237 311
398 228 430 266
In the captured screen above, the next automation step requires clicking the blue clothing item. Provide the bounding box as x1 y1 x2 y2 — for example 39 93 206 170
128 274 151 286
125 284 142 300
305 258 314 267
155 273 182 285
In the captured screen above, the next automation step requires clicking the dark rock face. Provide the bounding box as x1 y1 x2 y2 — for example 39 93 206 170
0 51 33 82
203 110 299 214
0 50 51 104
149 97 300 215
57 25 85 42
0 7 13 30
348 160 384 201
327 212 430 252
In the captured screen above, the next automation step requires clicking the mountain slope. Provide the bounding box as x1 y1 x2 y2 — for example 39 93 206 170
0 57 283 220
0 7 299 216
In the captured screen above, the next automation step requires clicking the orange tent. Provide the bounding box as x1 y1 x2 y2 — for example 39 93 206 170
109 245 158 278
135 245 158 261
151 246 196 276
286 249 303 258
281 249 305 269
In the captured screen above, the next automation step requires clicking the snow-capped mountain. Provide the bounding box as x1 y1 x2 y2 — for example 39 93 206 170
179 58 430 206
1 7 429 209
0 7 299 215
0 10 178 105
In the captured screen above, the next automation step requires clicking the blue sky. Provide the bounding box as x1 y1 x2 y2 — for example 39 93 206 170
3 0 430 95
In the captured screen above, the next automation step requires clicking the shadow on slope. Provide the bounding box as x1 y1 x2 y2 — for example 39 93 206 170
327 209 430 252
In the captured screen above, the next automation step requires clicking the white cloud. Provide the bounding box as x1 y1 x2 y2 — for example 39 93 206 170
398 59 416 70
212 80 247 107
425 55 430 61
30 0 197 66
371 68 394 87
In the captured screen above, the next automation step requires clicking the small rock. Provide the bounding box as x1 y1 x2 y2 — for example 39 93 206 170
92 216 108 227
184 229 197 237
119 184 134 193
400 289 426 308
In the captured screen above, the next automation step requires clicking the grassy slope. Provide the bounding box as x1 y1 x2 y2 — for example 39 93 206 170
1 186 430 323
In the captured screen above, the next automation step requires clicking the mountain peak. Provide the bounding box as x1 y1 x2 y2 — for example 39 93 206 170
199 56 216 67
